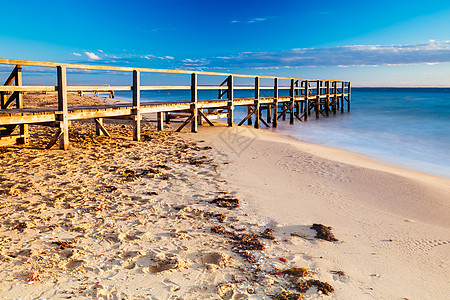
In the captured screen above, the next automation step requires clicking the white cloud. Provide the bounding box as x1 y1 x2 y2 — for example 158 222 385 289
72 52 82 57
84 52 101 60
183 41 450 69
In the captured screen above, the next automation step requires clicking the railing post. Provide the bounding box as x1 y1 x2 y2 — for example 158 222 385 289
289 79 295 124
304 80 309 121
191 73 198 133
316 80 320 119
332 81 337 114
132 70 141 141
227 75 233 127
15 65 28 144
325 81 330 117
57 66 69 150
272 78 278 128
347 81 351 112
254 76 260 129
157 112 164 131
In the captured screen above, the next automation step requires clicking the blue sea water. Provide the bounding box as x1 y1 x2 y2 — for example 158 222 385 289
114 88 450 178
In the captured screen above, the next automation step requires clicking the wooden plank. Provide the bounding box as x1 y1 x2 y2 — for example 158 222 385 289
15 66 28 144
198 109 214 126
0 58 349 82
57 66 69 150
3 65 17 86
67 86 131 91
94 118 111 137
0 86 56 92
45 128 62 149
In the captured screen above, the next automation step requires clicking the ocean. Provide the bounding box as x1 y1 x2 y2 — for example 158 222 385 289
114 88 450 178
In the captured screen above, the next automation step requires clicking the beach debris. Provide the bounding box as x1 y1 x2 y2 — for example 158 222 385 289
279 257 288 263
271 291 305 300
188 156 210 166
330 270 345 276
146 191 158 196
215 213 227 222
282 267 309 277
296 280 334 295
260 228 275 240
52 240 74 249
311 223 338 241
211 196 239 209
10 221 32 232
24 271 41 282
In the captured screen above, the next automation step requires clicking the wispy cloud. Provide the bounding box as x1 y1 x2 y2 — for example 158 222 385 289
182 41 450 69
84 51 101 60
72 52 82 57
230 17 272 24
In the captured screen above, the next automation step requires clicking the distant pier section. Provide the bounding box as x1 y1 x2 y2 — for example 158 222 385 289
0 59 350 149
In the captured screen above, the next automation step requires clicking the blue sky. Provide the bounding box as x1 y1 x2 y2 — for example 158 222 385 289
1 0 450 86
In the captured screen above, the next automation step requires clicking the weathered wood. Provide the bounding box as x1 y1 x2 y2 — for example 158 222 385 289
157 112 164 131
272 78 278 128
15 66 28 144
132 70 141 141
3 65 18 86
46 128 62 149
325 81 330 116
289 79 295 124
95 118 111 137
227 75 234 127
198 109 214 126
191 73 198 133
341 81 345 113
315 80 320 119
175 114 194 132
57 66 69 150
254 77 260 129
347 81 351 112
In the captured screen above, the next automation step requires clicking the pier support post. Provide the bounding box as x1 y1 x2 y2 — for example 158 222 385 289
157 112 164 131
289 79 295 124
95 118 104 136
191 73 198 133
132 70 141 141
272 78 278 128
315 80 320 119
57 66 69 150
227 75 234 127
341 81 345 113
304 80 309 121
325 81 330 117
347 81 351 112
254 77 260 129
332 81 337 114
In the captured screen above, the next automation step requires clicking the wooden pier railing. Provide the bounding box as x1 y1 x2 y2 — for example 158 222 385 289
0 58 350 150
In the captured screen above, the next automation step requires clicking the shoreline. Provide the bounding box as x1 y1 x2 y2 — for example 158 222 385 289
191 123 450 299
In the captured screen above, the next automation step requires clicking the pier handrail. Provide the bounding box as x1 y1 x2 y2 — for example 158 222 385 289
0 58 350 82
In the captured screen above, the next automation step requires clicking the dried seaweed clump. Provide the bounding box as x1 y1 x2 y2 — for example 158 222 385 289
211 225 265 262
260 228 275 240
311 223 338 241
297 280 334 295
271 291 305 300
282 267 309 277
211 197 239 209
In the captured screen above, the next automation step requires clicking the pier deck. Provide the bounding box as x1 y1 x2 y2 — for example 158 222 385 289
0 59 350 149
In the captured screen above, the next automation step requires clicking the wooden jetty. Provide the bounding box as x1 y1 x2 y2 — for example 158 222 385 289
0 58 350 150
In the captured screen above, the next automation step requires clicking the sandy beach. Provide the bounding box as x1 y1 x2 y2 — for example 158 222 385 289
0 94 449 299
